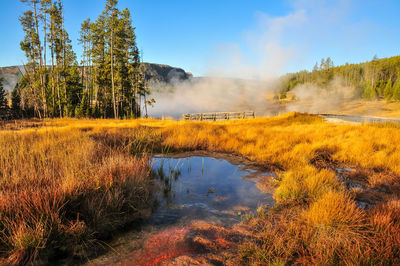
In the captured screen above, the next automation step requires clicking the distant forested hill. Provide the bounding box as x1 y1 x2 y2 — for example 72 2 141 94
279 55 400 100
0 63 192 95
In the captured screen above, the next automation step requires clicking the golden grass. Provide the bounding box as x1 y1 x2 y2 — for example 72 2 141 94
1 112 400 264
0 126 153 264
301 190 368 263
172 116 399 174
275 167 343 203
154 112 400 264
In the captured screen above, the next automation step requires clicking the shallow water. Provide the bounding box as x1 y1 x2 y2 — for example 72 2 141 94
149 156 274 226
320 114 400 123
88 156 274 265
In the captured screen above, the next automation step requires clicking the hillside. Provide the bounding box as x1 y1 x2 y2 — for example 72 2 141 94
141 63 192 84
279 55 400 100
0 63 192 94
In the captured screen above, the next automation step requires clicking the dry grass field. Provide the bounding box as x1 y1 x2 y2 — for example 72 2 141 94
0 121 155 264
1 113 400 264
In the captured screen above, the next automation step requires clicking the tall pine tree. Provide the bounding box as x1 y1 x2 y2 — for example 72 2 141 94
0 78 9 118
384 79 393 100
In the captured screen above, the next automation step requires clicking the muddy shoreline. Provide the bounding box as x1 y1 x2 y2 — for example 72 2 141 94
83 152 276 265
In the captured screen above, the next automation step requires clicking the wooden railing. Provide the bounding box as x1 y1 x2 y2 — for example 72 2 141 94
182 111 255 121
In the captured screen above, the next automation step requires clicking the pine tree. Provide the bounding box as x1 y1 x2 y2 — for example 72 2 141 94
19 7 42 117
91 14 108 117
20 0 47 117
362 82 377 99
61 30 81 116
86 0 142 118
320 58 325 70
313 62 318 72
40 0 51 114
384 79 393 100
393 80 400 100
51 0 64 117
326 57 333 69
0 78 9 118
325 57 332 70
79 18 92 115
18 0 147 119
11 86 22 118
116 8 140 118
19 0 82 118
45 0 59 117
105 0 119 118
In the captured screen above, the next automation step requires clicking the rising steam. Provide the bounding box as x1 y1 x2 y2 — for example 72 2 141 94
149 78 281 118
148 1 365 118
287 77 357 114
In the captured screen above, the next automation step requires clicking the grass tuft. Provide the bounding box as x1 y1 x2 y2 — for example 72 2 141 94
0 126 154 264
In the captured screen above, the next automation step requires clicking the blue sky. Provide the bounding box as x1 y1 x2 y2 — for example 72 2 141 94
1 0 399 77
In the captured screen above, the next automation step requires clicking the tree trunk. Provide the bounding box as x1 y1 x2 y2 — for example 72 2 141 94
43 9 47 84
110 30 117 119
135 71 138 117
51 43 55 117
57 72 62 118
85 41 89 108
61 0 66 117
44 9 51 117
33 1 47 118
89 41 93 109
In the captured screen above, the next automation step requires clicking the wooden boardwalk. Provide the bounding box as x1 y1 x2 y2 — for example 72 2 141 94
182 111 255 121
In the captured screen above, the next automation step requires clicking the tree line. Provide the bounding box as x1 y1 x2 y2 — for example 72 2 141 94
278 55 400 101
7 0 150 120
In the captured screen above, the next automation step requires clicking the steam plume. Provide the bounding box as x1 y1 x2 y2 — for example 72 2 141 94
148 0 367 118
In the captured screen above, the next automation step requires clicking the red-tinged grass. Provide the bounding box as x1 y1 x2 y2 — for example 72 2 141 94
300 190 368 264
239 192 370 265
368 198 400 264
0 127 153 264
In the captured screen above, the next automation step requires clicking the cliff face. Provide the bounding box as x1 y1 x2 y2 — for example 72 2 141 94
141 63 192 84
0 63 192 94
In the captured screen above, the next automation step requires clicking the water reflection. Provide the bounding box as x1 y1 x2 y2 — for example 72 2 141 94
149 156 274 226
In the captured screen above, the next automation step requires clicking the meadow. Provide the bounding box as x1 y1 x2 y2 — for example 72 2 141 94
1 113 400 264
